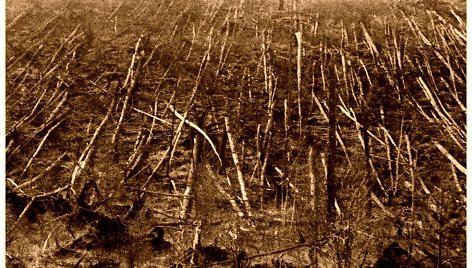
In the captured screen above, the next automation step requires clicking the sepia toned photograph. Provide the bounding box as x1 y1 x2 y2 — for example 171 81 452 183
5 0 466 266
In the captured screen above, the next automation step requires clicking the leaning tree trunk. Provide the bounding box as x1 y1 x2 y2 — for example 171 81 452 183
225 117 252 217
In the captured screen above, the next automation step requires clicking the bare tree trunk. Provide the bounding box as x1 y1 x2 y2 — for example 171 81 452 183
362 113 372 216
381 106 395 205
179 138 198 220
190 222 201 265
295 24 302 136
405 134 415 267
284 99 290 167
205 164 245 217
326 57 337 223
308 133 319 267
111 35 145 146
218 123 228 174
225 117 252 217
260 91 276 187
308 140 316 210
180 115 205 220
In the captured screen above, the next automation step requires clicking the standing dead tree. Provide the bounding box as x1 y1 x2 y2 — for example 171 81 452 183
325 50 337 223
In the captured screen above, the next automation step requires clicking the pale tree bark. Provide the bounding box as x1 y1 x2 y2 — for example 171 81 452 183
180 116 205 220
295 28 302 136
326 56 337 223
308 141 316 210
111 35 145 146
224 117 252 217
205 164 245 217
189 222 201 265
179 138 198 220
308 135 319 266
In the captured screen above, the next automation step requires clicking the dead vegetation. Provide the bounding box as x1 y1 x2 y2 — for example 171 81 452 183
5 0 465 267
